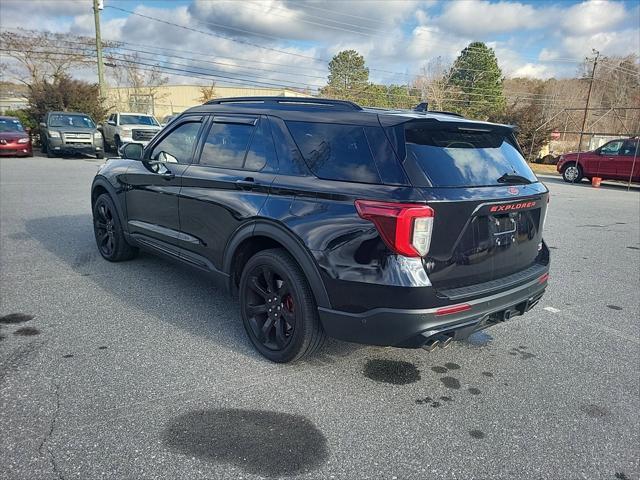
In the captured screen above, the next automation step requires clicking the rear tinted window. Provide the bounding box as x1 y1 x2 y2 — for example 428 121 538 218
287 121 381 184
404 126 537 187
200 122 254 169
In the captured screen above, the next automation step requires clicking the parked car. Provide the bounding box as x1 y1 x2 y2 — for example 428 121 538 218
160 114 179 127
40 111 104 159
102 112 162 152
557 137 639 183
91 97 550 363
0 116 33 157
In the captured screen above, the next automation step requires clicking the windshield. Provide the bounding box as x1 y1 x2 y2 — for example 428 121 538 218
403 125 538 187
49 114 95 129
120 115 159 126
0 118 25 133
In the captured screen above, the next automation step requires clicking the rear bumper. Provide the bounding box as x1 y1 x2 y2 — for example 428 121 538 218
318 274 548 347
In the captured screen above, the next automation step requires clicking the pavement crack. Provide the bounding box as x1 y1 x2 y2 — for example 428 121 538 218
39 381 65 480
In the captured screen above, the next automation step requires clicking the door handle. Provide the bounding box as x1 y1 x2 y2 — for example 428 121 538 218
236 177 257 190
159 172 175 180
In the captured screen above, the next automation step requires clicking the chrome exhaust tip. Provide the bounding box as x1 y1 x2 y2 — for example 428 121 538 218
421 339 440 352
436 334 454 349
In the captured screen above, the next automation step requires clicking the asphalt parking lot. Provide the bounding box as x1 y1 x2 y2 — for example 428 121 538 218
1 153 639 480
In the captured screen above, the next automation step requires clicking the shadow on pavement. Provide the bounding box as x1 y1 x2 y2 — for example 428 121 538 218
24 214 362 363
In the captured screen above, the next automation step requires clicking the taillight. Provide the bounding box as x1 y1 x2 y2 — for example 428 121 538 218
355 200 434 257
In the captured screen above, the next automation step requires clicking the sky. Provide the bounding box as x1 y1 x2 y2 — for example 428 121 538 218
1 0 639 90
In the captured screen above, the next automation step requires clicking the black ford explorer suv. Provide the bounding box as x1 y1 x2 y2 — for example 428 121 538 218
91 97 550 363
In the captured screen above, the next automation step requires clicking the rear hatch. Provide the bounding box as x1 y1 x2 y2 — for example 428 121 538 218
390 119 549 291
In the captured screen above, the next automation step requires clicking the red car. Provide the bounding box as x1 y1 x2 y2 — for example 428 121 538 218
0 116 33 157
557 137 639 183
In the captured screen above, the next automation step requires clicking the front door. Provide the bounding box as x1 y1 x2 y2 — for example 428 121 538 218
179 114 278 271
596 140 624 179
123 117 204 250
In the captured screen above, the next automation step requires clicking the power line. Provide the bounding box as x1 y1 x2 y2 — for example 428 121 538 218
105 6 329 63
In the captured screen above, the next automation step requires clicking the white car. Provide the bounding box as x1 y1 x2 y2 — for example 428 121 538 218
102 113 162 153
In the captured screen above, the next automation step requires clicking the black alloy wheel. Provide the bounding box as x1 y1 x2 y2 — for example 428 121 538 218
94 200 117 257
239 249 325 363
245 265 296 351
92 193 138 262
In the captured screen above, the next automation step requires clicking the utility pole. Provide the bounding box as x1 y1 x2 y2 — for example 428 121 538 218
577 49 599 153
93 0 106 99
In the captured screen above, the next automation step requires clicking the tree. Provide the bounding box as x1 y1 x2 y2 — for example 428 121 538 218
106 52 169 114
320 50 369 102
446 42 506 120
197 82 217 103
0 29 118 85
412 56 459 111
27 74 108 124
493 87 555 161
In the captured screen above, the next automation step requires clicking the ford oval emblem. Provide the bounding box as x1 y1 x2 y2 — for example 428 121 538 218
507 186 519 195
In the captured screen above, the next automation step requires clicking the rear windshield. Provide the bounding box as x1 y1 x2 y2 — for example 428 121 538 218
404 125 537 187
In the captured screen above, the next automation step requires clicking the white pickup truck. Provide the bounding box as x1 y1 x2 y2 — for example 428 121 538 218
102 113 162 152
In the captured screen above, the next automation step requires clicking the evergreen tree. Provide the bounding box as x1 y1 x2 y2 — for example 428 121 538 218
446 42 506 120
321 50 369 102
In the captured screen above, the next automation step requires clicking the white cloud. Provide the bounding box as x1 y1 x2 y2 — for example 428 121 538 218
560 0 627 35
511 63 554 79
436 0 543 36
2 0 638 89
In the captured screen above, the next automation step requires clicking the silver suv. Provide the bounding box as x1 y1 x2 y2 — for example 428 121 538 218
40 111 104 159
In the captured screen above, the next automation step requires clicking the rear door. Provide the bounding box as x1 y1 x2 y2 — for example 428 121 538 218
178 114 278 271
396 121 548 289
617 139 639 180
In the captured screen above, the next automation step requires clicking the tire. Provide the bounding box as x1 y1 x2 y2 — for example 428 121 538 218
92 193 138 262
239 248 326 363
40 139 47 154
46 148 55 158
114 136 122 156
562 163 583 183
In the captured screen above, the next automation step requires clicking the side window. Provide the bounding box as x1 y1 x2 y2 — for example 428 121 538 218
245 118 276 171
150 121 201 164
601 140 623 155
199 120 254 169
622 140 638 156
286 121 381 184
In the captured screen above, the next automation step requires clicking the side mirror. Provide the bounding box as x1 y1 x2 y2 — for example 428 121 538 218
107 120 116 126
39 122 46 128
121 142 144 160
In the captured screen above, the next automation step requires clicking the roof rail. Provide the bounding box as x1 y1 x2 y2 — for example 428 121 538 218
205 96 362 111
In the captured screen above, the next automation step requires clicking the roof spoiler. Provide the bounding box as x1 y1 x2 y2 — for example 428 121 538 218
414 102 428 112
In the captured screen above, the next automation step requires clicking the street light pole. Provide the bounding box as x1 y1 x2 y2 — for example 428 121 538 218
93 0 106 99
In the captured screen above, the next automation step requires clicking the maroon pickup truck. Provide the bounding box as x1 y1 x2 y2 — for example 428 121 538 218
557 137 639 183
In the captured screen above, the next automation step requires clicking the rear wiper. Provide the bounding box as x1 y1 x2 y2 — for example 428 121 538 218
497 173 532 185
